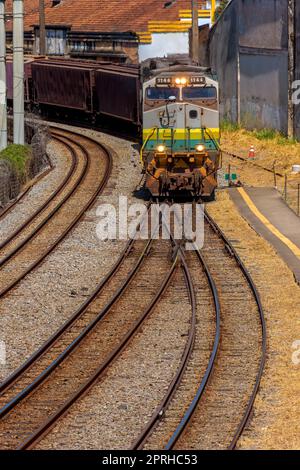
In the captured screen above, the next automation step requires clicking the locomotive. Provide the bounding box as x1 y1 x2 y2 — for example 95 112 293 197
141 65 220 199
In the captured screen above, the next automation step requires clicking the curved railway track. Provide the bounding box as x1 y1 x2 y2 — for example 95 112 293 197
0 189 266 450
134 205 266 451
0 209 177 449
0 127 112 299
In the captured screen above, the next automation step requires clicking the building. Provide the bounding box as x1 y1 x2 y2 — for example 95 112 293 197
4 0 219 63
208 0 300 139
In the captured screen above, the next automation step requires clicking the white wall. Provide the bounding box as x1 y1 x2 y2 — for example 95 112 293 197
139 19 210 62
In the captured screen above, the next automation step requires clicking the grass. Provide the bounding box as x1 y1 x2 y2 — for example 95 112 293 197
0 144 32 178
221 120 299 146
220 120 241 132
253 129 298 145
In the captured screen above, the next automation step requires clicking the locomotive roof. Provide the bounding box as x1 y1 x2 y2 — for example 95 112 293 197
153 65 212 76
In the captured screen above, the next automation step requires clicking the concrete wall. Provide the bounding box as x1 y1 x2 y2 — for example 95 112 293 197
209 0 290 134
295 1 300 139
209 0 239 122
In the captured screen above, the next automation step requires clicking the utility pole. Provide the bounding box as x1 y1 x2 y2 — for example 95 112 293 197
13 0 24 145
0 0 7 150
191 0 199 64
288 0 295 139
39 0 46 55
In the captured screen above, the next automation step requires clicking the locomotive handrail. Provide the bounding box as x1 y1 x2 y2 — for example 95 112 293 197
203 126 220 151
140 127 157 161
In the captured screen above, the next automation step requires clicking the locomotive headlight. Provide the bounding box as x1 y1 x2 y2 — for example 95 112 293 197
157 145 166 153
196 144 205 152
175 77 187 85
189 157 195 163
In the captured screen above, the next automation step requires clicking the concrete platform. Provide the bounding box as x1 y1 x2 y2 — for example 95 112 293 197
229 187 300 284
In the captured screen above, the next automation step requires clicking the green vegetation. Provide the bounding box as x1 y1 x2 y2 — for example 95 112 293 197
221 120 298 146
214 0 229 22
220 119 241 132
0 144 32 178
252 129 297 145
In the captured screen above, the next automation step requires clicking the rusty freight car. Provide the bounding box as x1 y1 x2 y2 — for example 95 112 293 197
6 59 35 103
30 59 141 135
94 64 141 125
31 61 95 113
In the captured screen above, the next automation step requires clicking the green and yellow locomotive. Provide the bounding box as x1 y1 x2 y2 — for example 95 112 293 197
141 65 220 198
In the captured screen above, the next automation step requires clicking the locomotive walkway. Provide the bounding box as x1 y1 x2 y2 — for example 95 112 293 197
230 187 300 284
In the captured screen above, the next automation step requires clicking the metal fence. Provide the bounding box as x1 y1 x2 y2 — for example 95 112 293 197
282 175 300 217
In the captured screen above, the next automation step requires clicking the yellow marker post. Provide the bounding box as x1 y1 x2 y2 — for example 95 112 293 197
211 0 216 23
238 187 300 260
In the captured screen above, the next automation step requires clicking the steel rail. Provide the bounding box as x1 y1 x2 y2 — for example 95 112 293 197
0 138 78 253
0 234 154 419
165 244 221 450
18 253 179 450
0 187 32 221
131 201 220 450
0 134 85 269
133 205 266 451
0 203 151 396
131 249 198 450
203 210 267 450
0 129 112 299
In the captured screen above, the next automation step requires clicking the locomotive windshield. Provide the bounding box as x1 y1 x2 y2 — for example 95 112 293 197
146 87 179 100
183 86 217 100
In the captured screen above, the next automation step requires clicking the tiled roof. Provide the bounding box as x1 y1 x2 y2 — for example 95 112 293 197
5 0 208 37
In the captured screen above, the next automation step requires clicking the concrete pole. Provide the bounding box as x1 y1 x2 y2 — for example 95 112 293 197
0 0 7 150
39 0 46 55
191 0 199 64
13 0 24 145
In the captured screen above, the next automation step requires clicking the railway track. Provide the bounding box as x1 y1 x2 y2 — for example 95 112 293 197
0 127 112 298
0 193 266 450
0 208 178 449
133 206 266 450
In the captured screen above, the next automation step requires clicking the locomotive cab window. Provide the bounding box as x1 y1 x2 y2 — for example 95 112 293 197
183 86 217 100
189 110 198 119
146 87 179 101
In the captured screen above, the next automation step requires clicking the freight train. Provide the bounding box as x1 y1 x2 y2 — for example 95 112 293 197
6 58 220 199
6 58 141 136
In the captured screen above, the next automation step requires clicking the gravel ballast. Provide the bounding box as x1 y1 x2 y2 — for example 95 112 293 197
0 125 141 383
